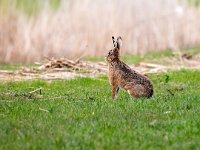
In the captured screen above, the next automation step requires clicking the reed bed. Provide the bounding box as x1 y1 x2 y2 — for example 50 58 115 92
1 0 200 63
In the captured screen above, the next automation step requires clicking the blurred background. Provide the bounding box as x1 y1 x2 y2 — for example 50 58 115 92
1 0 200 63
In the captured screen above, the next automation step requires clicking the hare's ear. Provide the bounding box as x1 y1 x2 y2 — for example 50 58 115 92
116 36 122 49
112 36 117 47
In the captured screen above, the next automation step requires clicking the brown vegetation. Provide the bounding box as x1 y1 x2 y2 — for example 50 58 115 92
1 0 200 63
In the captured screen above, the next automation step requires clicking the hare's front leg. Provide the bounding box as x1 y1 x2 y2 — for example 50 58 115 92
112 84 119 99
109 72 119 99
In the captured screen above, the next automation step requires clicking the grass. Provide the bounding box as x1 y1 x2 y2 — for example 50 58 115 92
85 50 175 64
0 0 61 15
0 70 200 149
188 0 200 6
0 64 37 70
0 49 175 70
0 48 199 71
85 48 200 65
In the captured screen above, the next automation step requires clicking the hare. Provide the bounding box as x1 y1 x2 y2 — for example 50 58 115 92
106 36 154 99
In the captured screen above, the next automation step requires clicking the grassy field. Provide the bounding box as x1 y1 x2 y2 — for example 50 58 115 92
0 69 200 149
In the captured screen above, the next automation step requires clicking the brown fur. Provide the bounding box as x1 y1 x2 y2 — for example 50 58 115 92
106 36 154 99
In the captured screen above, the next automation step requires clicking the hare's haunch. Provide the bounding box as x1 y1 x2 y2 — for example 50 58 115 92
106 36 154 99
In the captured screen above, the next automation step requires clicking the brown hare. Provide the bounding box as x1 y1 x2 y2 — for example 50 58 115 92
106 36 154 99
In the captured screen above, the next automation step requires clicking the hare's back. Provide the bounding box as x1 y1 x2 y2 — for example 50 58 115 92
118 62 152 85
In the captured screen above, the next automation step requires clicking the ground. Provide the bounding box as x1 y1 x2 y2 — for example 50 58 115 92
1 49 200 82
0 50 200 149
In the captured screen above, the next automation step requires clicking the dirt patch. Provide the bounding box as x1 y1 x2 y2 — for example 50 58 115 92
0 59 107 82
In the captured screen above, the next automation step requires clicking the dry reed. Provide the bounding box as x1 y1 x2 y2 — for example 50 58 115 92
1 0 200 63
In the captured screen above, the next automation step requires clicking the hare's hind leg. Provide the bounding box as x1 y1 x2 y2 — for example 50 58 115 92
129 85 146 98
112 85 119 99
124 84 145 98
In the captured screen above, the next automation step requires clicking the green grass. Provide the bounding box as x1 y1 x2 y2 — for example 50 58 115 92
86 48 200 65
85 50 175 64
0 64 37 70
0 70 200 149
187 0 200 6
122 50 175 64
0 0 61 15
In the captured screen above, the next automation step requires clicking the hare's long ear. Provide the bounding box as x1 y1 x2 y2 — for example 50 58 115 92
116 36 122 49
112 36 117 47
